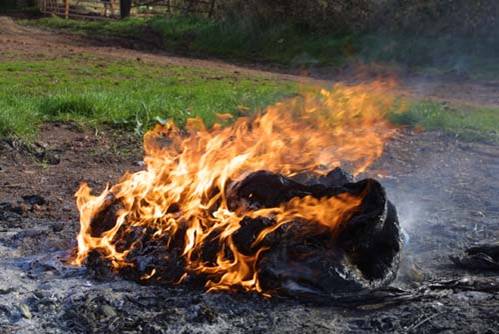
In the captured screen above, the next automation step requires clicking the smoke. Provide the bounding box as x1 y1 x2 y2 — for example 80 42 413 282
346 2 499 82
390 193 424 237
383 146 454 233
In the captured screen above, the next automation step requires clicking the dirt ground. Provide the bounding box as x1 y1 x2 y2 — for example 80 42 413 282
1 16 499 334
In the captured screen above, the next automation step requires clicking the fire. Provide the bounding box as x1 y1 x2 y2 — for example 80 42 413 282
72 81 399 295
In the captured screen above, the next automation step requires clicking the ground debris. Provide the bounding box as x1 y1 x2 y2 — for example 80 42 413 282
426 276 499 293
18 303 32 319
22 195 47 206
451 243 499 271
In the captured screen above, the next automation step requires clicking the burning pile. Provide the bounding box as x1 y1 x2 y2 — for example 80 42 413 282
72 82 402 298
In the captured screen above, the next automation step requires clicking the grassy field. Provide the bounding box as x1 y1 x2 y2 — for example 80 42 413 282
0 54 296 139
1 19 498 143
1 54 498 143
1 53 498 142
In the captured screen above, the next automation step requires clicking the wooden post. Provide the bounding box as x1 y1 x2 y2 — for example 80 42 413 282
120 0 132 18
208 0 215 17
64 0 69 19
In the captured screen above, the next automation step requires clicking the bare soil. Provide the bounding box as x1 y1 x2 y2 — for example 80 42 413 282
0 16 498 334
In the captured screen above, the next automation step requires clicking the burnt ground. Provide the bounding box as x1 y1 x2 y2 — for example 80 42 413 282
1 16 499 334
1 125 499 334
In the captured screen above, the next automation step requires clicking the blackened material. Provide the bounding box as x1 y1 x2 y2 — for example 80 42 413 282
89 195 120 237
227 171 401 297
226 169 353 211
22 195 46 206
451 243 499 271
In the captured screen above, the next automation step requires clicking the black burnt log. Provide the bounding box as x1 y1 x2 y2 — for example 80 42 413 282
227 171 401 298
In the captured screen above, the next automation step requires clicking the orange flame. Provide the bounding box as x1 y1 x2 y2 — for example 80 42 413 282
72 81 399 294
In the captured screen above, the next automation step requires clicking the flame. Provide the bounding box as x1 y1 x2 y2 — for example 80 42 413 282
72 81 399 294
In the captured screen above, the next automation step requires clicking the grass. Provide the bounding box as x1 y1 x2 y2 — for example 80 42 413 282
0 54 296 139
1 18 498 143
1 52 497 142
392 101 499 142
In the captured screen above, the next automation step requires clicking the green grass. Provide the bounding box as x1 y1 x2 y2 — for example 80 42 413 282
0 54 296 139
1 42 497 143
391 101 499 142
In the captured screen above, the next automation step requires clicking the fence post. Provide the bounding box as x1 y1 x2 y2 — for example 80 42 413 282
208 0 215 17
64 0 69 18
120 0 132 18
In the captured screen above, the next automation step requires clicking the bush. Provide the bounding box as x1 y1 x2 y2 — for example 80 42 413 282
216 0 498 36
218 0 376 33
377 0 499 36
0 0 18 11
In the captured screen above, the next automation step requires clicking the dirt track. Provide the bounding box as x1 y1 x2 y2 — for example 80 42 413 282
1 16 499 334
